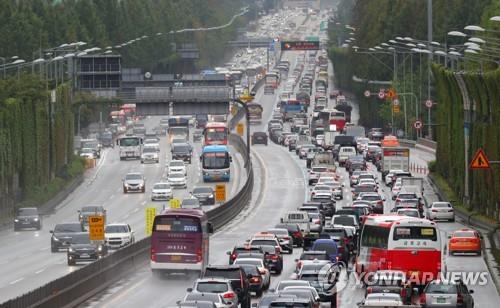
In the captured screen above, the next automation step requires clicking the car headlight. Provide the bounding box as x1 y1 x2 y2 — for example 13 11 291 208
97 245 103 251
68 247 74 253
33 218 39 221
52 236 60 242
208 194 214 198
14 219 19 222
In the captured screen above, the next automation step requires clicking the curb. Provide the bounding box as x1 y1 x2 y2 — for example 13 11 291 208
427 174 500 294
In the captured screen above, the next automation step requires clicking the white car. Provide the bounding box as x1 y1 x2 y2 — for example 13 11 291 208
79 148 95 159
151 182 173 201
428 201 455 222
105 223 134 249
167 160 187 176
143 138 160 152
385 169 404 186
167 173 187 189
361 293 404 306
141 146 159 163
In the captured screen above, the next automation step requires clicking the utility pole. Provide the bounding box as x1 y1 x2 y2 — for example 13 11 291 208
427 0 433 139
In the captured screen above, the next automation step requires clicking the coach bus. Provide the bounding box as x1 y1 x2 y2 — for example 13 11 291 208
356 215 442 286
201 145 231 182
150 208 213 275
203 122 228 146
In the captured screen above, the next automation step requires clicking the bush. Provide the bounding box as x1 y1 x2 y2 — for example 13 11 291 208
428 160 437 173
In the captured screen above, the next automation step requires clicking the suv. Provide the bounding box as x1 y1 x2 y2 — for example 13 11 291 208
105 223 134 249
14 207 41 231
50 222 86 252
189 278 238 305
203 265 251 308
422 279 474 307
171 142 193 163
122 172 146 193
191 186 215 205
78 205 106 229
227 245 264 265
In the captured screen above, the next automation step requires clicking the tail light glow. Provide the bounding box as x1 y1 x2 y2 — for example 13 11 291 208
223 292 236 299
151 248 156 262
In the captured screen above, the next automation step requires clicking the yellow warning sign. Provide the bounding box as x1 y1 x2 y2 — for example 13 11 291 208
169 198 181 209
393 105 400 113
88 216 105 241
215 184 226 202
470 148 490 169
236 123 244 136
145 207 156 236
387 88 396 99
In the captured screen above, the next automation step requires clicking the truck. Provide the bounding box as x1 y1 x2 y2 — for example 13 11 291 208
323 131 340 150
80 139 102 158
281 100 305 121
345 125 366 138
311 152 336 173
381 147 410 178
168 117 190 142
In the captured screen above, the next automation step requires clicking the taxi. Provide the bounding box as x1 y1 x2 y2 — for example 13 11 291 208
448 228 482 256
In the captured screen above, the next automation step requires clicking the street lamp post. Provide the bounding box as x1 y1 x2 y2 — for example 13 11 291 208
427 0 433 140
233 98 251 167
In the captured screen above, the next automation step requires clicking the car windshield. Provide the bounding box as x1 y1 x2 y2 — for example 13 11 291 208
193 187 213 194
251 240 276 247
333 216 355 226
125 174 142 180
169 173 184 179
143 147 156 153
298 273 320 282
398 210 419 217
144 139 157 144
105 225 129 233
173 145 190 152
17 208 37 216
70 233 91 244
426 283 457 294
54 223 82 233
313 242 337 255
182 199 199 206
170 161 184 167
240 264 260 276
153 183 170 190
361 195 380 201
454 231 475 238
196 282 229 293
81 148 93 153
433 203 451 208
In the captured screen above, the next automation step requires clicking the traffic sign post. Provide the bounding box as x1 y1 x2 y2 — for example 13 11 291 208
387 88 396 99
215 184 226 203
425 99 433 108
169 198 181 209
470 148 491 169
236 123 244 136
413 120 423 130
364 90 371 98
145 207 156 236
88 216 105 241
393 105 400 113
378 91 386 100
393 99 400 106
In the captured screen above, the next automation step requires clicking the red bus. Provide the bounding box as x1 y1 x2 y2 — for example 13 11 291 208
356 215 442 286
203 122 229 146
150 208 213 275
318 109 346 132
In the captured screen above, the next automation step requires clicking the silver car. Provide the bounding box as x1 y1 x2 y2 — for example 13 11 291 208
123 172 145 193
151 182 173 201
422 279 474 307
428 202 455 222
189 278 238 308
183 292 236 308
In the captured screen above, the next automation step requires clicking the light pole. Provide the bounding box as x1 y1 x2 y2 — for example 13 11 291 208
233 98 251 167
427 0 433 140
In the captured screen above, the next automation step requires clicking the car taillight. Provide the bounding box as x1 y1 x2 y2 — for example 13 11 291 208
249 277 261 283
432 209 438 212
377 200 383 205
151 248 156 262
450 238 457 244
457 292 464 304
419 293 426 305
336 256 339 262
293 231 303 238
283 236 290 240
315 220 321 225
197 248 202 262
231 253 237 260
268 254 278 260
223 292 236 299
448 209 454 212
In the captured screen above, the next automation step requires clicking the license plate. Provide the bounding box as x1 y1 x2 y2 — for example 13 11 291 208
80 253 90 258
171 255 182 261
437 297 446 303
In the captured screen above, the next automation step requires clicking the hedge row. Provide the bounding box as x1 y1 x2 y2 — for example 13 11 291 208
432 65 500 221
0 76 77 217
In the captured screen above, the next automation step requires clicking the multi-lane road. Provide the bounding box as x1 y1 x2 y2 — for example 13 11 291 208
0 118 244 302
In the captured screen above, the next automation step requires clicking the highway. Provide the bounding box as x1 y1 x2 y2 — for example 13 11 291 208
0 117 244 303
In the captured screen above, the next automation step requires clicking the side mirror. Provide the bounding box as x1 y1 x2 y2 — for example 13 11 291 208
207 223 214 234
469 289 474 294
49 230 53 233
229 156 233 162
413 287 419 294
186 287 193 292
447 235 452 239
226 251 231 255
251 303 258 308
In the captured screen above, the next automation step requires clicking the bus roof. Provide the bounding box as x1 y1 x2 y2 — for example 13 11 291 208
158 208 206 218
202 145 229 153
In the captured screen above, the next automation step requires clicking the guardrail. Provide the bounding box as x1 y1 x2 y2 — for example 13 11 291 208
1 134 254 308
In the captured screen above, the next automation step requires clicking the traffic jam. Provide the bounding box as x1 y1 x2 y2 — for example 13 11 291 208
168 41 482 308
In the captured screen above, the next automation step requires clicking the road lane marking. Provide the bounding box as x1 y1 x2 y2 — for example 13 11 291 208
141 201 146 205
109 194 115 200
9 278 24 285
35 268 46 274
132 208 139 213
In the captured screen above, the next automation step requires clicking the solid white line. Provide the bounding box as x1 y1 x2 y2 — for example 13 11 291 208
109 194 115 200
39 247 46 251
35 268 46 274
9 278 24 285
132 208 140 213
141 201 146 205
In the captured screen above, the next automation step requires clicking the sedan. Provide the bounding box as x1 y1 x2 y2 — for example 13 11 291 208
192 186 215 205
448 228 482 256
252 132 268 145
67 232 107 265
428 201 455 222
151 182 173 201
14 207 41 231
122 172 146 193
168 173 187 189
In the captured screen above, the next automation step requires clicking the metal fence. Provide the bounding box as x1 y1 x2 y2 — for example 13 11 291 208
1 134 253 308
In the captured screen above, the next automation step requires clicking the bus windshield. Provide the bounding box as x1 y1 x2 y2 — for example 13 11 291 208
393 226 437 241
205 128 227 141
119 137 140 146
361 225 390 249
153 216 201 233
202 152 230 169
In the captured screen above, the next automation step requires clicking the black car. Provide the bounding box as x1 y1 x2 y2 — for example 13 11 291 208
239 264 266 297
171 143 193 163
50 222 86 252
191 186 215 205
203 265 251 308
67 232 108 265
252 132 268 145
259 244 283 274
227 245 264 265
14 207 41 231
275 223 304 247
309 197 336 218
288 139 297 151
320 228 351 263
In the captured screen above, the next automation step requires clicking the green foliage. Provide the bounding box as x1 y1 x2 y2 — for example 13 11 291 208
0 0 251 71
428 160 436 173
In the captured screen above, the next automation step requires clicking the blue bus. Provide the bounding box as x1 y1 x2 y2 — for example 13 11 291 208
201 145 231 182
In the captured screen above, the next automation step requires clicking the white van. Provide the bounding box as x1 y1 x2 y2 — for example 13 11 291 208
338 146 356 166
281 211 310 235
